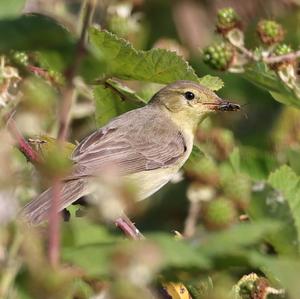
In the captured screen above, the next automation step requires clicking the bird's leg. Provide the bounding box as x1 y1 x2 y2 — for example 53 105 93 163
115 214 145 240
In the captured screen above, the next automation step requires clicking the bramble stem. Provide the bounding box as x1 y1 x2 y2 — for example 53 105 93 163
48 0 96 267
6 116 40 163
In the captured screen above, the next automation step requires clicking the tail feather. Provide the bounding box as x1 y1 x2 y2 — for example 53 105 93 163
22 179 88 225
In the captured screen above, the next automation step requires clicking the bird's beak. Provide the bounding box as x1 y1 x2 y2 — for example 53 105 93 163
203 98 240 112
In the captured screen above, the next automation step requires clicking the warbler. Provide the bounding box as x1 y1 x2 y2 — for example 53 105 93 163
22 80 240 224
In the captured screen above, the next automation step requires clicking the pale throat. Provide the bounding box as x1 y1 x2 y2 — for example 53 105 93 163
169 108 208 136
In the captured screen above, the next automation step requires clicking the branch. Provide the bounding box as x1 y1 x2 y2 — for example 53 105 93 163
183 200 201 238
232 44 259 61
229 40 300 65
48 0 96 267
57 0 96 141
263 50 300 64
48 178 61 266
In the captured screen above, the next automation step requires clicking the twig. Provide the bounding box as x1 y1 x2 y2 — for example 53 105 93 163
48 178 62 266
26 65 53 83
5 115 40 163
233 43 258 61
183 200 201 238
48 0 96 267
229 39 300 64
263 50 300 64
57 0 95 141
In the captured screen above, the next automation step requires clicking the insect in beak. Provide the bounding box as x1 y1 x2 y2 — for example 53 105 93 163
203 100 241 112
217 101 241 112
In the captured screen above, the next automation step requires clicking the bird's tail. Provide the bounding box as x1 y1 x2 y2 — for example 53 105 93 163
21 178 89 225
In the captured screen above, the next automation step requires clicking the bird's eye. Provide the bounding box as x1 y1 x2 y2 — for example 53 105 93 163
184 91 195 101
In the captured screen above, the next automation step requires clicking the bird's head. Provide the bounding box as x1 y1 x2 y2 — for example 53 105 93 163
150 80 240 129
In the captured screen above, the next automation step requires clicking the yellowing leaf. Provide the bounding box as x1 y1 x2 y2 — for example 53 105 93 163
162 282 192 299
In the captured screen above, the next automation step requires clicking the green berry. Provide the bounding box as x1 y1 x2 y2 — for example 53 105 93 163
216 7 241 34
271 43 295 70
221 170 251 210
274 43 292 56
185 157 219 185
203 42 234 71
11 51 28 66
202 197 237 230
257 20 284 45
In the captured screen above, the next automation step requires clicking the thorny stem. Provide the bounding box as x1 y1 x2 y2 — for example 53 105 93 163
263 50 300 64
48 178 62 266
5 115 40 163
57 0 96 141
48 0 96 267
229 40 300 64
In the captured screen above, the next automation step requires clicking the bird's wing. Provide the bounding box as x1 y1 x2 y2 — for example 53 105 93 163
70 106 187 178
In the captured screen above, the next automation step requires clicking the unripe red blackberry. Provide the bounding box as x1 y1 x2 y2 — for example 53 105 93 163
203 42 235 71
256 20 284 45
216 7 241 35
202 197 237 230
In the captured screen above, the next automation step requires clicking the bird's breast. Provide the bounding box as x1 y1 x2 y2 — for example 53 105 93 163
125 129 194 200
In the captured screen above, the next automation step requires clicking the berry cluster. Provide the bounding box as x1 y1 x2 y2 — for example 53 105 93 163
11 51 28 66
203 42 235 71
202 198 237 230
216 7 241 35
256 20 284 45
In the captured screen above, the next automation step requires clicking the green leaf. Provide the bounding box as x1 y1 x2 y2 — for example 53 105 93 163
268 165 300 249
62 216 119 247
89 28 200 84
0 14 75 52
248 185 299 255
239 146 277 180
0 0 25 18
199 221 280 256
150 234 210 269
94 85 140 126
198 75 224 91
106 79 147 104
62 217 120 277
62 243 114 277
250 253 300 299
243 63 300 108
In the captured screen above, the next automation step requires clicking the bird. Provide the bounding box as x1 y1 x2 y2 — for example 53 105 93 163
22 80 240 224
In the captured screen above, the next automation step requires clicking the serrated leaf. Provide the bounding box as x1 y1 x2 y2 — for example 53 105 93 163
0 0 25 18
248 185 299 255
89 28 200 84
243 63 300 108
268 165 300 251
94 85 140 126
198 75 224 91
